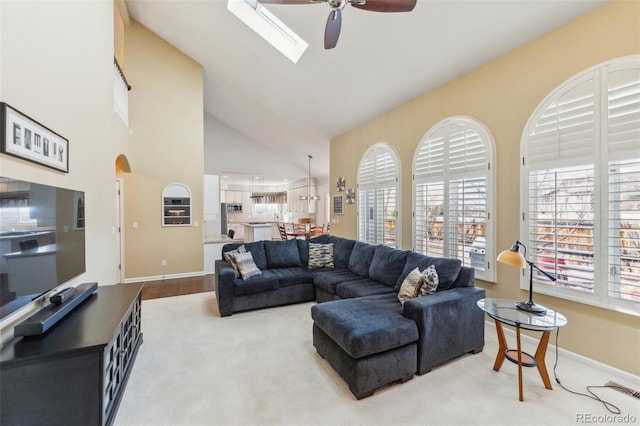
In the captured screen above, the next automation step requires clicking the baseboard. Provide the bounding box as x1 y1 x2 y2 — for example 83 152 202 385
483 320 640 386
123 271 206 284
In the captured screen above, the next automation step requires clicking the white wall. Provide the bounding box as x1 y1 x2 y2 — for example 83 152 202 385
0 0 129 333
204 113 307 179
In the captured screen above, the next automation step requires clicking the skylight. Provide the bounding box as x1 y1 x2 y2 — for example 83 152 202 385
227 0 308 64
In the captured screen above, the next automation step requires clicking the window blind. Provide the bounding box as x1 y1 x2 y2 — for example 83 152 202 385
527 166 595 291
358 145 399 247
523 55 640 311
527 76 595 164
413 117 494 280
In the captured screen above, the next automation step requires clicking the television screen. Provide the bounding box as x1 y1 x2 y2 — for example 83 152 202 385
0 177 86 321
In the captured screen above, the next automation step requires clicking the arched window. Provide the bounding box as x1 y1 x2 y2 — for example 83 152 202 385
522 55 640 313
357 143 401 247
413 116 496 282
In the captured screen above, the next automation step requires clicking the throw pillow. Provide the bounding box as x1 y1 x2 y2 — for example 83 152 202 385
223 245 246 273
233 251 262 280
308 243 334 269
419 265 439 295
398 267 424 305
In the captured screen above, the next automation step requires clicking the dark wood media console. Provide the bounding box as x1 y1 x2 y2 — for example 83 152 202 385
0 283 144 426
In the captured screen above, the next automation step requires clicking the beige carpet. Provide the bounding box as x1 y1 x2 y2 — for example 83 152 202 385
114 292 639 426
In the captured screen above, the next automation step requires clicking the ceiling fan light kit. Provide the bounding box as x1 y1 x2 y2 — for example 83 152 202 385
259 0 417 49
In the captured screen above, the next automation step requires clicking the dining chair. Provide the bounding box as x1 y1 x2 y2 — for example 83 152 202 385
308 224 323 237
278 223 289 240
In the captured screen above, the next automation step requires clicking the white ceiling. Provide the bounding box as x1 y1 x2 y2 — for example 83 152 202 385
125 0 609 186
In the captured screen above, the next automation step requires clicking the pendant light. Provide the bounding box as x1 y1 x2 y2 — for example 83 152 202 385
299 155 320 201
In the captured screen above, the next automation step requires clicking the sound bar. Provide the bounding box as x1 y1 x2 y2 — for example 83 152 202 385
14 282 98 337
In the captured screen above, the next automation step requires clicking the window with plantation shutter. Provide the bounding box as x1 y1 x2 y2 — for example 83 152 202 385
522 55 640 314
413 117 495 282
357 144 400 247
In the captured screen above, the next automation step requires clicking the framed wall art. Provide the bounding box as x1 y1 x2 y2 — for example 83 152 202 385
1 102 69 173
336 177 345 192
333 195 344 215
346 188 355 204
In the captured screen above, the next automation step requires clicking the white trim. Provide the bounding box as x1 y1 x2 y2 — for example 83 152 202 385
123 270 205 284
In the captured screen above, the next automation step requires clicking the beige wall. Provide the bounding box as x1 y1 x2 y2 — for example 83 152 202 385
123 21 204 279
0 0 131 332
330 1 640 375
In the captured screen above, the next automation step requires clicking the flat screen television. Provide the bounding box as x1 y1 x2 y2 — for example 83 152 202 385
0 177 85 321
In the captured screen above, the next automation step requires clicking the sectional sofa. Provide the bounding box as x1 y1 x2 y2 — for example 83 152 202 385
214 235 485 398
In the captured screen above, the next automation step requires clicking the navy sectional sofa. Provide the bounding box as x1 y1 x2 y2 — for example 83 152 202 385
214 235 485 399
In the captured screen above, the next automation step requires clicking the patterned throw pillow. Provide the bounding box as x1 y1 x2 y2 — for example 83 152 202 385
398 267 424 305
223 245 246 274
233 251 262 280
308 243 334 269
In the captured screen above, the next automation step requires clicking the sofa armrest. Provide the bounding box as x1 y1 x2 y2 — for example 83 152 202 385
402 286 485 374
215 260 237 316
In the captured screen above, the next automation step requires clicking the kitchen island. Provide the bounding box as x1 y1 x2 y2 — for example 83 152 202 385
242 223 273 243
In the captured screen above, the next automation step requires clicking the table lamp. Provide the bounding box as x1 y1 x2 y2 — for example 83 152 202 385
497 240 556 315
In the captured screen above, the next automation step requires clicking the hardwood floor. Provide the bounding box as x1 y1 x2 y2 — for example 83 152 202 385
140 274 215 300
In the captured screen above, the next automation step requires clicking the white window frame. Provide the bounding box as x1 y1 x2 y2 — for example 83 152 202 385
357 143 401 248
412 116 496 282
521 55 640 316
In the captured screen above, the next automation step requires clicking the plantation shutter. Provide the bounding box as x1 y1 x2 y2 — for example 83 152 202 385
357 145 399 247
527 166 595 291
608 159 640 300
524 55 640 308
607 61 640 301
446 124 489 269
527 75 595 164
413 119 492 278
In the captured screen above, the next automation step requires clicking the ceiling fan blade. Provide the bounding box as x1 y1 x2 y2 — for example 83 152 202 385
259 0 323 4
350 0 416 13
324 9 342 49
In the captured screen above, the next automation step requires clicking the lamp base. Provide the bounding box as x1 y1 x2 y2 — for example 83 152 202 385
516 300 547 315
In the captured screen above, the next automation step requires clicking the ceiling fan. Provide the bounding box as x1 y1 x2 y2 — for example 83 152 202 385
259 0 417 49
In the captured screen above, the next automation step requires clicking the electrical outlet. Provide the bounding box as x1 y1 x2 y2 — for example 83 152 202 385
161 259 167 267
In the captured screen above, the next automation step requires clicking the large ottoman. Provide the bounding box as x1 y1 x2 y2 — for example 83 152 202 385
310 294 418 399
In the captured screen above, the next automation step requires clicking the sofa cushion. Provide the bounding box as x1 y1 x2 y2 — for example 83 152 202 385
314 269 362 294
234 270 279 296
243 241 268 270
269 267 314 288
336 279 397 299
327 236 357 269
309 243 334 268
234 251 262 280
223 241 268 270
347 241 376 277
311 293 418 359
297 235 330 265
368 245 408 286
395 252 461 291
264 239 302 268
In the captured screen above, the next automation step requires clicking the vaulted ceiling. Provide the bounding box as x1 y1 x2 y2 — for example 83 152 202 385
125 0 609 185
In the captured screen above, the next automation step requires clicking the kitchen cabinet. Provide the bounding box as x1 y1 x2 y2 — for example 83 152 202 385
225 191 243 204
